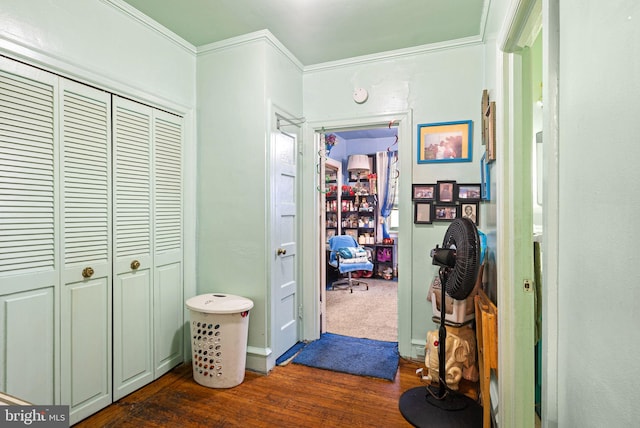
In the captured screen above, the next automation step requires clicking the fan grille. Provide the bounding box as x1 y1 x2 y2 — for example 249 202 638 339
441 218 480 300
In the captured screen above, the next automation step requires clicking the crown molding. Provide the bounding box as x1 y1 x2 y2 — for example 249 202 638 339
102 1 486 73
479 0 492 42
196 29 304 72
102 0 197 55
501 0 541 53
304 36 483 73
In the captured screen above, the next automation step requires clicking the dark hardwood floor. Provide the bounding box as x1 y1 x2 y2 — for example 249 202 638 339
74 358 438 427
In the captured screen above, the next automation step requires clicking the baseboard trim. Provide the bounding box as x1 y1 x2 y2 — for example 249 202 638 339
246 346 273 374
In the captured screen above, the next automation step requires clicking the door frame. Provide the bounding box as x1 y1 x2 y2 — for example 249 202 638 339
497 0 559 426
319 157 341 333
539 1 560 424
301 110 413 357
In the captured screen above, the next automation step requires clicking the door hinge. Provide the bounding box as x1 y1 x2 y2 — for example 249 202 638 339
298 303 303 319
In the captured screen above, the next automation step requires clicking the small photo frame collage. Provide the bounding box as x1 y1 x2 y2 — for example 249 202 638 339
413 181 480 225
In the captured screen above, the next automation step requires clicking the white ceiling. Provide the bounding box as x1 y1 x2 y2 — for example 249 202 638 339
120 0 488 65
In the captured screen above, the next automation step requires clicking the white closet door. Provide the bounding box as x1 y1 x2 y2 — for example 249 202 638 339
112 98 183 392
0 59 58 405
153 111 183 377
112 96 153 400
59 79 112 424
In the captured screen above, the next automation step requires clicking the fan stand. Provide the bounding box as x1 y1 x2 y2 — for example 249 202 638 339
399 266 482 427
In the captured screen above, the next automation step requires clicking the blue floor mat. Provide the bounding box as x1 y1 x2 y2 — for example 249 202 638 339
276 341 306 365
292 333 399 381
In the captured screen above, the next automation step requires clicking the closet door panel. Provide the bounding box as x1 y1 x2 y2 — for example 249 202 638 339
153 112 183 376
113 270 152 387
153 114 182 255
0 287 55 404
66 277 109 404
154 260 182 374
112 96 153 399
0 59 58 405
59 79 112 425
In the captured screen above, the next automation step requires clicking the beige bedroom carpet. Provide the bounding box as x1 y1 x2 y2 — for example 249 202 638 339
326 279 398 342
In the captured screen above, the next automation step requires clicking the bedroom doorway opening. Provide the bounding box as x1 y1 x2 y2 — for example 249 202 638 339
319 126 399 343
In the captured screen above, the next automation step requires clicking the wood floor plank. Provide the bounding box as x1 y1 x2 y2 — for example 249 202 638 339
74 358 452 427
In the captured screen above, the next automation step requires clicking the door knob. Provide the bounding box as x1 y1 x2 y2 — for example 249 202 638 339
82 267 94 278
277 248 287 256
131 260 141 270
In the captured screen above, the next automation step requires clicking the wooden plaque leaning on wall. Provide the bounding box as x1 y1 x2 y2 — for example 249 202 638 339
486 101 496 162
481 89 489 146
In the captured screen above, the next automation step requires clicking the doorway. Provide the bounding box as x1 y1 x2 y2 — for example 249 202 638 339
301 111 411 357
497 0 547 425
319 126 399 342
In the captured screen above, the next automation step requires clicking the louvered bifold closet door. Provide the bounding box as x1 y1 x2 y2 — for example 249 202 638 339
59 79 112 425
153 110 183 377
112 96 153 400
0 58 57 405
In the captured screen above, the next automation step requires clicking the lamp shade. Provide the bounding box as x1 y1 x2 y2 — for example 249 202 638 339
347 154 370 173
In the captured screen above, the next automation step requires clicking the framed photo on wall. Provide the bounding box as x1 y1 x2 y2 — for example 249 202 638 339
417 120 473 163
433 204 458 222
436 180 456 203
412 184 436 201
457 183 481 201
414 202 433 224
461 202 479 225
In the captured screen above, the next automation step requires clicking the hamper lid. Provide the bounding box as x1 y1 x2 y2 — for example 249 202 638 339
186 293 254 314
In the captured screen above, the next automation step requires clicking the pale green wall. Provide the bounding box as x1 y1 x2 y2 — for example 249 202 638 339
558 1 640 425
196 41 268 350
265 40 304 115
196 35 303 370
0 0 196 108
304 44 486 352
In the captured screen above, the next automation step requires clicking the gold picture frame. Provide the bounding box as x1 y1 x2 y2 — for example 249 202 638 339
417 120 473 163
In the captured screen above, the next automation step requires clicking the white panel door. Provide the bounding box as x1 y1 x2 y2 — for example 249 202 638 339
0 59 58 405
272 131 298 360
153 111 183 377
112 96 153 400
59 79 112 424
